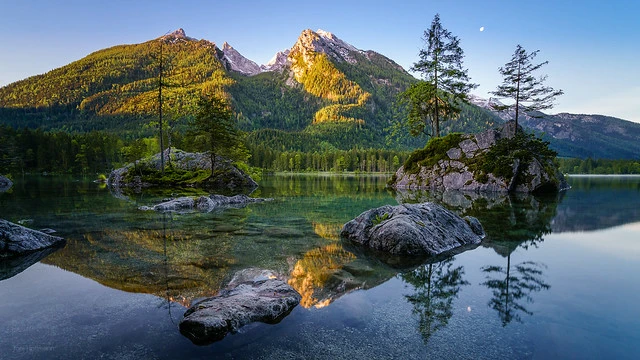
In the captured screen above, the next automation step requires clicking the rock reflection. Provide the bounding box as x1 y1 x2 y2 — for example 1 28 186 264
401 257 468 343
395 188 559 251
0 246 62 281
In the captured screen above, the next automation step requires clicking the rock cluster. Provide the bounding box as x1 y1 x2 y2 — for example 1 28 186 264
392 122 568 193
179 268 301 345
0 219 65 257
139 194 271 212
341 202 485 256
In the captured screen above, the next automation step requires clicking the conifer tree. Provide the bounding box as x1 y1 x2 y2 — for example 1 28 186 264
491 45 564 130
405 14 477 139
192 94 248 177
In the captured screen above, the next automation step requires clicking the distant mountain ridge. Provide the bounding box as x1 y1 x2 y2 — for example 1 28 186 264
0 28 639 159
469 96 640 159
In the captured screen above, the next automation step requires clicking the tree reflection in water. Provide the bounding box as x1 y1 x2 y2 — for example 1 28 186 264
401 257 468 343
481 258 549 326
396 188 556 327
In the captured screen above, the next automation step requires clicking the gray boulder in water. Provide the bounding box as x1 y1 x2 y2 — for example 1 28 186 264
0 176 12 192
341 203 485 256
179 268 301 344
0 219 65 257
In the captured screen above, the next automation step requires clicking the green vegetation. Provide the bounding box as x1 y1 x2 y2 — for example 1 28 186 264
400 130 559 188
122 163 210 186
403 13 477 138
0 34 231 133
372 213 391 226
557 158 640 174
191 94 248 177
472 131 557 185
402 133 464 174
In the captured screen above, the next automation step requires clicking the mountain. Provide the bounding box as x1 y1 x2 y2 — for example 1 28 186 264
3 28 636 159
470 96 640 159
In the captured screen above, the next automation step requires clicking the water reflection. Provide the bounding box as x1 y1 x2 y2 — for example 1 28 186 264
0 246 62 281
396 189 558 253
481 259 550 326
401 257 468 343
43 212 240 306
288 243 356 308
552 176 640 232
396 188 555 327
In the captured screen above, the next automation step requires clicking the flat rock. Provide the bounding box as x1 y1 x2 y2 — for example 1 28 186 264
0 219 65 257
179 268 301 345
139 194 271 212
341 203 485 256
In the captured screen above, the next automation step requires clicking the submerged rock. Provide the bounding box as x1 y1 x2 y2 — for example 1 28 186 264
139 194 271 212
341 203 485 256
179 268 301 345
0 176 12 192
0 219 65 257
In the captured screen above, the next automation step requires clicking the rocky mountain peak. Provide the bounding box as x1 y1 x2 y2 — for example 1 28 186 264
261 49 291 72
290 29 360 65
170 28 187 38
221 42 262 76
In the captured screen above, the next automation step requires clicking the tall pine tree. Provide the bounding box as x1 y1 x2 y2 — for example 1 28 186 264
192 94 248 178
406 14 477 139
491 45 564 130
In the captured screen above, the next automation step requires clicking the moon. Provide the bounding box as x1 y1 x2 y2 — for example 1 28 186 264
479 26 485 32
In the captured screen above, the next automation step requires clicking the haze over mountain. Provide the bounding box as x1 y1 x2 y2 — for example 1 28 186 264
0 28 639 159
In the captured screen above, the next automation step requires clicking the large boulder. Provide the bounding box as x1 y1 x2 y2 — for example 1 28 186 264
0 219 65 257
391 122 569 193
139 194 271 212
341 203 485 256
108 148 258 191
0 176 12 192
179 268 301 345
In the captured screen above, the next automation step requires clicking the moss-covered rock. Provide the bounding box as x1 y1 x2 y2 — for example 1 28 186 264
391 122 568 194
108 148 257 192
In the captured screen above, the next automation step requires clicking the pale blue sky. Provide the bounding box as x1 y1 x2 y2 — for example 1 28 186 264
1 0 638 122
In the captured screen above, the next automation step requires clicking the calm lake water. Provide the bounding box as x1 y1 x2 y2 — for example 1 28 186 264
1 174 639 359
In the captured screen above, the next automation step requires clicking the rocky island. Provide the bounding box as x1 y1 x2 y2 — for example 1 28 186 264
390 122 568 193
108 149 257 192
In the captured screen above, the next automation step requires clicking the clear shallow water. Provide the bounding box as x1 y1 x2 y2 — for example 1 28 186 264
1 174 639 359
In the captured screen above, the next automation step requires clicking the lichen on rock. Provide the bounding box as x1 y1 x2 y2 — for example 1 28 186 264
341 202 485 256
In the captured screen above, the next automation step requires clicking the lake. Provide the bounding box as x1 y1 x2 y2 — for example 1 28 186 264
1 174 639 359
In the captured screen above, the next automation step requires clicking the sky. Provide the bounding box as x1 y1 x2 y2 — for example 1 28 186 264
1 0 639 122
